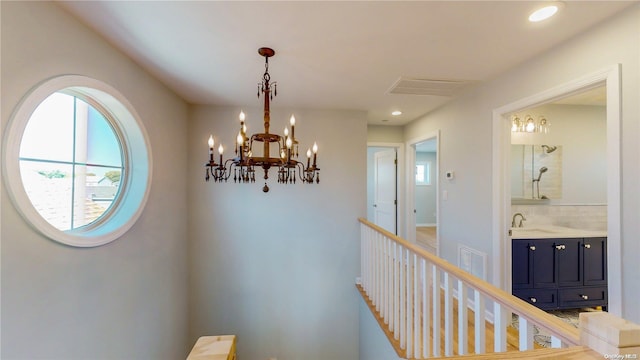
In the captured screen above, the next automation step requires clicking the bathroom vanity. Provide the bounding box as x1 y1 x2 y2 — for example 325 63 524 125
511 227 607 311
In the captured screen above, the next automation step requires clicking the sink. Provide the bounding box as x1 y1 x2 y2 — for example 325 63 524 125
510 226 607 239
511 227 557 234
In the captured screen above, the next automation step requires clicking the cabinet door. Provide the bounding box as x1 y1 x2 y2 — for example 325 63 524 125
583 237 607 286
532 239 557 288
557 238 583 287
512 240 534 289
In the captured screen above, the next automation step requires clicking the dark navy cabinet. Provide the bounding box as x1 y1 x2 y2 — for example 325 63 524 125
512 237 607 310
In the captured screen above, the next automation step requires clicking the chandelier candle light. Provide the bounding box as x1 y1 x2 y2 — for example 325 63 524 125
205 47 320 192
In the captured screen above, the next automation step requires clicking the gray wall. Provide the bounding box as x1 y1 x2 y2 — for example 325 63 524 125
188 106 367 359
358 297 399 360
1 2 189 359
404 4 640 322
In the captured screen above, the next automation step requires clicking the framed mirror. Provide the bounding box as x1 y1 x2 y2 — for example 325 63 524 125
511 144 562 203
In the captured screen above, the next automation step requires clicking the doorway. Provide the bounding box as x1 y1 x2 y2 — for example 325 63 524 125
492 65 622 315
414 139 438 254
407 131 439 255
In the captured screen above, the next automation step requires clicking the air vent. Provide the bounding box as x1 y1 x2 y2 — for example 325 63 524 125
387 77 476 97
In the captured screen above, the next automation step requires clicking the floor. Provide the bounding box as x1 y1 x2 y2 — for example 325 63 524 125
416 226 437 254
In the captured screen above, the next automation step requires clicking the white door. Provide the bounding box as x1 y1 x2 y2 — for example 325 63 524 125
374 149 397 234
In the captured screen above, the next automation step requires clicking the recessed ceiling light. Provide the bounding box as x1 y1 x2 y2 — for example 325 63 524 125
391 110 402 116
529 4 560 22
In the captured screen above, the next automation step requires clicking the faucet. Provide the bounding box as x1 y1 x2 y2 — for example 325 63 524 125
511 213 526 228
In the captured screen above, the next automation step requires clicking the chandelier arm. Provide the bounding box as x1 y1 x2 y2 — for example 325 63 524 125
295 161 307 183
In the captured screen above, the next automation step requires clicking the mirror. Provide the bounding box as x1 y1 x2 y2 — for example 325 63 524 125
511 144 562 203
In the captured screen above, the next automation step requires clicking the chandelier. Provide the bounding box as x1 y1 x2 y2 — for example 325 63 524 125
205 47 320 193
511 114 549 133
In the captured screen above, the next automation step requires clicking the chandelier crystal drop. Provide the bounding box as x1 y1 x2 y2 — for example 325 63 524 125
205 47 320 192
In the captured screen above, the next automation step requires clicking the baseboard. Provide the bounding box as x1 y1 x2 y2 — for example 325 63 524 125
417 223 436 227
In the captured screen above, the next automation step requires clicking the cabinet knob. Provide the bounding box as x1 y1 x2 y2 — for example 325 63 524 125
581 294 589 300
584 244 591 249
529 245 536 251
530 297 537 303
555 244 566 250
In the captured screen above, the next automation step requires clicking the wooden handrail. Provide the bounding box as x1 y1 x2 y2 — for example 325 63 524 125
358 217 580 347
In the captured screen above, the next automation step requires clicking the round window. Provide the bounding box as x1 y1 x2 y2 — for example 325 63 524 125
3 75 152 247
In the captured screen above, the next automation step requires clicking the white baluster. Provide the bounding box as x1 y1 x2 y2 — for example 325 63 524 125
474 290 486 354
444 273 453 356
519 316 534 350
432 266 440 357
376 233 382 312
384 237 390 325
458 280 468 355
493 302 507 352
406 249 413 357
393 242 399 340
399 244 405 348
413 253 420 357
363 226 368 294
422 259 430 358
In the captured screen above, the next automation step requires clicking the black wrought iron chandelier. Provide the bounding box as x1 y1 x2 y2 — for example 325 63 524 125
205 47 320 192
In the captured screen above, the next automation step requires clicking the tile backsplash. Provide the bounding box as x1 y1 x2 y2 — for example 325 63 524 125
511 205 607 231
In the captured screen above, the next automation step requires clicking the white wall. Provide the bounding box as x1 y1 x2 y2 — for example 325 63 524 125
188 106 367 359
404 4 640 322
1 2 190 358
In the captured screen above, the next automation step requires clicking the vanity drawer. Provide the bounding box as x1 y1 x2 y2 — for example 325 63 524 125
513 289 557 310
558 286 607 308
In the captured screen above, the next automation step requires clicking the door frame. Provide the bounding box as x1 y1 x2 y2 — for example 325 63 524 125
367 142 405 237
491 64 622 315
406 131 440 253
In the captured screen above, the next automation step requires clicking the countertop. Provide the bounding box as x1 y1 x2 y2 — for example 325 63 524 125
510 225 607 239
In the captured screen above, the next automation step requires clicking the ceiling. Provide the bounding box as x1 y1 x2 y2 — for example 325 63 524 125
57 1 635 125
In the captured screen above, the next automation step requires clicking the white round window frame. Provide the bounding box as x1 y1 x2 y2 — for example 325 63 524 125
3 75 153 247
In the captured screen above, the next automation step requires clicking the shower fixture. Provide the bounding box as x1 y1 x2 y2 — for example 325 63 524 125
532 166 548 199
541 145 557 153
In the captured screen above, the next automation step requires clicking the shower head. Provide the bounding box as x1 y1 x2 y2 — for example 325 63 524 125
541 145 557 153
536 166 548 181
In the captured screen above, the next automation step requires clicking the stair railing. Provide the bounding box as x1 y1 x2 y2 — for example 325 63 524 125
358 218 580 359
